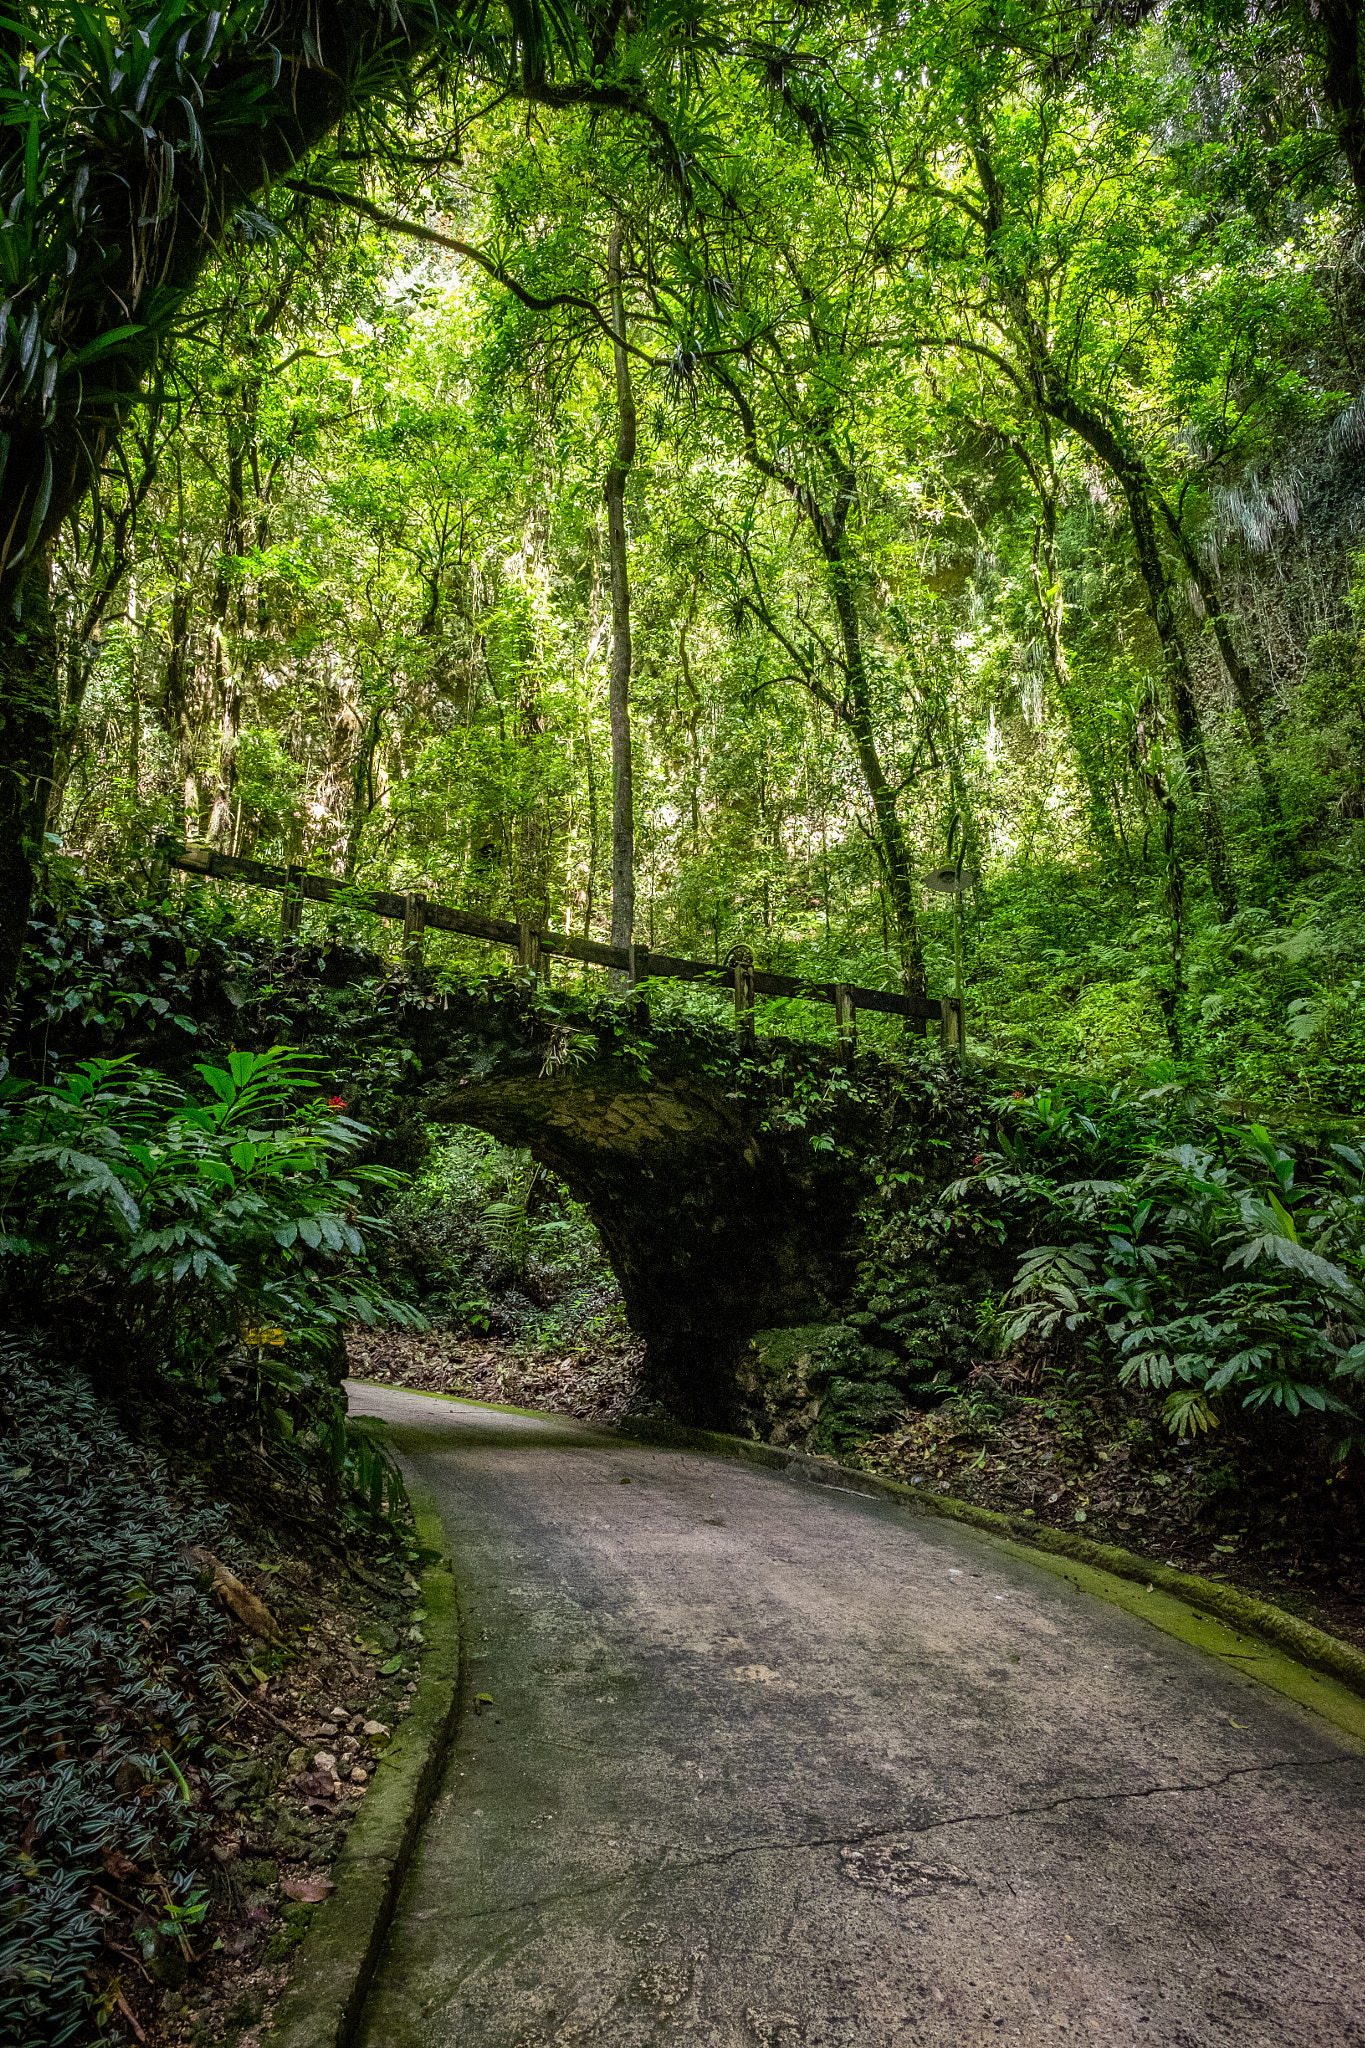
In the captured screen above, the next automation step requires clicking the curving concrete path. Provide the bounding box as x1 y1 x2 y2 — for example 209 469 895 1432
348 1382 1365 2048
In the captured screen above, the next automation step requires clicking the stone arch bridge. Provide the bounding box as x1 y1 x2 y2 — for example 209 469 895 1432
318 977 976 1428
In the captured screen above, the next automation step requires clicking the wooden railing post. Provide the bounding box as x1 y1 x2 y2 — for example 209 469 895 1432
731 946 756 1047
833 981 856 1057
402 892 426 974
628 942 651 1029
517 921 541 981
281 865 303 938
939 995 962 1057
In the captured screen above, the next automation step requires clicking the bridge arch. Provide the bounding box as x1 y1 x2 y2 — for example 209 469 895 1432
365 987 888 1428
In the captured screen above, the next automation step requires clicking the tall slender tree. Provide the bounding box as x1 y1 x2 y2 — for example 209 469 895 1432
604 223 637 961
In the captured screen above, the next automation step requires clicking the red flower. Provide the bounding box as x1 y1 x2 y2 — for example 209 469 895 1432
328 1095 347 1108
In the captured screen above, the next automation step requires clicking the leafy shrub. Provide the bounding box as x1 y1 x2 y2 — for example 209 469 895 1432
16 884 265 1068
0 1343 231 2045
1181 879 1365 1113
947 1085 1365 1444
845 1252 984 1401
481 1149 602 1289
0 1047 422 1399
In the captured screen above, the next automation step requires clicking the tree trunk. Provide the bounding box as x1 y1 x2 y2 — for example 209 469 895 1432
1134 706 1185 1055
1043 387 1237 921
50 632 94 837
207 410 251 845
0 563 59 1044
1317 0 1365 217
678 581 703 851
604 224 636 965
162 576 200 841
582 707 599 964
709 362 926 988
515 605 551 946
1158 503 1283 821
46 446 157 829
128 579 141 802
820 511 927 991
968 136 1228 908
344 706 384 879
1030 516 1118 851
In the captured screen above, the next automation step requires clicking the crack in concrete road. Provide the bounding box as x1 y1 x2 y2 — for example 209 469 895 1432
443 1751 1360 1926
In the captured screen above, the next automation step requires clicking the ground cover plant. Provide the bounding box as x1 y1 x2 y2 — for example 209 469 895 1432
0 1345 229 2047
841 1075 1365 1639
941 1082 1365 1439
0 1341 431 2048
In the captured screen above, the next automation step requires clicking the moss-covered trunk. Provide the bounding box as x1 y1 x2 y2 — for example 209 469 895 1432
0 563 59 1042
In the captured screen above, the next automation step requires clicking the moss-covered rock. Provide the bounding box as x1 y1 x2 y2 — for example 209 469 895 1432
736 1324 904 1451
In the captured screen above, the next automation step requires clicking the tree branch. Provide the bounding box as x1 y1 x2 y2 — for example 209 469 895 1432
286 180 659 364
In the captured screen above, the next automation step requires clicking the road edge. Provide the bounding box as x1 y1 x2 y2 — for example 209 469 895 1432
618 1414 1365 1735
262 1486 460 2048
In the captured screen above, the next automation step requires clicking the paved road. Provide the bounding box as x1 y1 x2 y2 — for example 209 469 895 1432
348 1383 1365 2048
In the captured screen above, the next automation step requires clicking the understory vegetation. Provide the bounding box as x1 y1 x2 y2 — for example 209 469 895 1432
0 899 436 2044
0 1330 431 2048
847 1074 1365 1637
